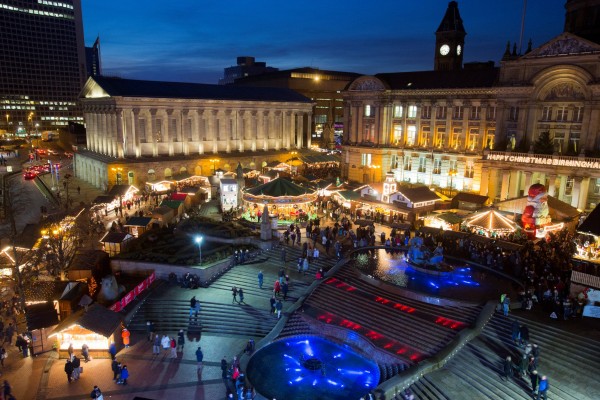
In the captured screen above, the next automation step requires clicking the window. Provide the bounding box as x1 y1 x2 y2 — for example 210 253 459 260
573 106 584 123
436 106 447 119
449 160 458 174
565 177 574 195
361 153 372 166
465 161 474 178
408 105 417 119
486 129 495 149
433 159 442 174
315 115 327 123
468 128 479 150
594 178 600 194
393 105 403 118
509 106 519 121
436 127 446 148
556 106 568 122
363 124 373 142
553 131 565 153
421 105 432 119
452 127 462 149
569 131 580 154
541 106 552 121
390 155 399 170
470 106 481 120
406 125 416 146
403 155 412 171
486 106 497 120
421 126 431 147
364 105 372 117
393 124 403 144
418 157 427 173
453 106 464 120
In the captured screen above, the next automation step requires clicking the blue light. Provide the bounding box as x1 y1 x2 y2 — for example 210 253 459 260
294 377 303 382
312 379 318 386
327 379 339 386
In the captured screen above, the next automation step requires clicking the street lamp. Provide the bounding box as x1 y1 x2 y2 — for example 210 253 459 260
448 169 457 198
210 159 220 175
195 236 203 264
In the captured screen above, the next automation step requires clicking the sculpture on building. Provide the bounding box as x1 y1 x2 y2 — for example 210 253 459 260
97 274 126 304
521 183 552 238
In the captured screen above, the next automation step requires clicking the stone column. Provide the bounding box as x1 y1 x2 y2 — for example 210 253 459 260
260 110 268 151
268 111 276 150
509 170 521 198
209 110 218 154
251 111 258 152
558 175 567 202
116 110 124 158
523 171 532 191
357 103 364 143
488 168 499 201
479 167 489 196
578 177 591 210
181 109 189 156
166 109 175 156
150 109 158 157
571 177 582 208
547 174 557 196
500 170 511 200
132 108 140 158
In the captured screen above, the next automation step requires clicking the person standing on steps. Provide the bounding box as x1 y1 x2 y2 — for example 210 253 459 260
530 369 539 395
90 385 103 400
270 296 276 314
146 321 155 341
152 334 161 355
189 296 197 320
177 330 185 352
258 271 263 289
238 288 245 304
232 286 238 303
511 320 520 344
519 324 530 347
502 356 513 381
537 375 549 400
282 281 289 300
169 337 177 358
275 299 283 319
111 358 120 381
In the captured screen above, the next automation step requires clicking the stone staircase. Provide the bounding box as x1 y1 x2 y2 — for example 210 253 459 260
128 245 331 338
302 266 483 367
408 313 600 400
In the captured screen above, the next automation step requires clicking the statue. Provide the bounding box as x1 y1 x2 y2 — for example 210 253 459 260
260 204 272 241
521 183 551 238
97 274 126 304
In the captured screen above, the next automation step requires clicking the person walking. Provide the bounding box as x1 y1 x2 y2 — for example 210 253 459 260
190 296 197 320
238 288 245 304
258 271 264 289
161 335 170 354
502 294 511 316
111 358 120 381
232 286 238 303
177 330 185 352
529 369 539 395
537 375 549 400
82 343 90 362
270 296 276 314
519 324 530 347
90 385 103 399
302 257 309 276
121 328 131 348
169 337 177 358
276 299 283 319
518 353 528 378
152 334 161 355
0 347 6 367
273 280 281 298
64 359 74 383
282 281 289 300
146 321 155 341
71 355 81 380
220 357 228 381
511 320 520 344
195 346 204 371
502 356 513 381
119 365 129 385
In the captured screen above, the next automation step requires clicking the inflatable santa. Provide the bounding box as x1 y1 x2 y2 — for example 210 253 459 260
521 183 552 238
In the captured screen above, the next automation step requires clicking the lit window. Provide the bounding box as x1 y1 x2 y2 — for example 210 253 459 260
393 105 403 118
364 105 372 117
408 105 417 119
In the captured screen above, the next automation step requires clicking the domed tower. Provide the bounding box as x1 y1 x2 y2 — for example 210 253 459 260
434 1 466 71
564 0 600 43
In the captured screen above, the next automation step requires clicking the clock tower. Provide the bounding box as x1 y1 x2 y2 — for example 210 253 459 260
434 1 466 71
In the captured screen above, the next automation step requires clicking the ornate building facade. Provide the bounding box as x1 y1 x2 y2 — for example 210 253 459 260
341 1 600 211
75 76 312 189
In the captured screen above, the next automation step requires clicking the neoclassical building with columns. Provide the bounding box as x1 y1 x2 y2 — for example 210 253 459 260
75 76 313 189
341 1 600 211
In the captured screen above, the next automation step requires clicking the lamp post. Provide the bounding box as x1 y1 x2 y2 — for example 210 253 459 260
195 236 203 264
210 159 220 175
448 169 457 198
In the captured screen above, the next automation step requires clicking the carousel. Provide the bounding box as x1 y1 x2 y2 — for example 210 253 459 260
462 208 519 238
241 177 318 223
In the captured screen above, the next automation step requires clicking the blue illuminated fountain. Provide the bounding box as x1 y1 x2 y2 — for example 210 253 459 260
247 336 380 400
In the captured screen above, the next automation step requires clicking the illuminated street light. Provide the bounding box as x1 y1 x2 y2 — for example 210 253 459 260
210 159 220 175
194 236 203 264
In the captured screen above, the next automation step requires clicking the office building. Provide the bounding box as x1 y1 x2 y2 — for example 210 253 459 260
0 0 86 132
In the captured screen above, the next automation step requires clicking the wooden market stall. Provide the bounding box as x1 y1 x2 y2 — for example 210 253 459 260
99 232 133 257
50 303 123 359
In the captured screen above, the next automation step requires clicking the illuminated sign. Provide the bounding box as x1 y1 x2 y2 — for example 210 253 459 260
484 153 600 170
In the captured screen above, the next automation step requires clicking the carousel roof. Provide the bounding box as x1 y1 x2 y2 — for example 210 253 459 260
245 178 313 197
464 208 518 232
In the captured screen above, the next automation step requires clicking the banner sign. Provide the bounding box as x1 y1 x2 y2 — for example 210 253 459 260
483 153 600 170
109 271 156 312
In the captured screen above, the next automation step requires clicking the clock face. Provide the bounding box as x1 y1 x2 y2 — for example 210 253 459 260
457 45 462 55
440 44 450 56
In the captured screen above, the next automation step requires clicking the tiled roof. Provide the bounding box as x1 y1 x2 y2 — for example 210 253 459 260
53 303 122 338
124 216 153 227
90 76 312 103
397 186 441 203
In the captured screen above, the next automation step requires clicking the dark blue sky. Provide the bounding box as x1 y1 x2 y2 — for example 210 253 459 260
82 0 565 84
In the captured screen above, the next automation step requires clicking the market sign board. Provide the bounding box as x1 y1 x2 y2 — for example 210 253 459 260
483 153 600 170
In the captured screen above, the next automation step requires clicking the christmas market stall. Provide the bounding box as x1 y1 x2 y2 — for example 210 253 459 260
575 204 600 262
462 208 519 238
241 177 318 223
49 303 123 359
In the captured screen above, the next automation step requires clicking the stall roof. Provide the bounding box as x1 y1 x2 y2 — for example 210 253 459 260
52 303 122 338
397 186 441 203
170 193 188 201
124 216 153 227
25 280 71 303
335 190 361 201
69 250 109 272
452 192 488 207
99 231 132 244
108 184 136 198
299 153 340 164
220 178 237 185
246 177 312 197
25 302 59 330
92 195 115 205
160 200 183 210
152 206 173 216
578 204 600 236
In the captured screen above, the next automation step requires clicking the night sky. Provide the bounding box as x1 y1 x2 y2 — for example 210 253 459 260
82 0 565 84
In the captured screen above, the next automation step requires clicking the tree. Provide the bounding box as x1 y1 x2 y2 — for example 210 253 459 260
533 131 555 154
